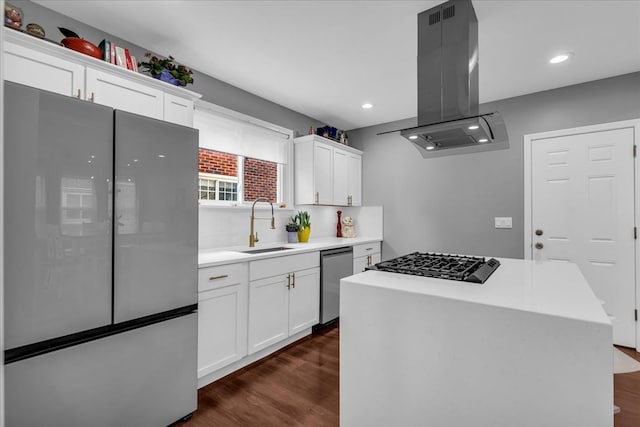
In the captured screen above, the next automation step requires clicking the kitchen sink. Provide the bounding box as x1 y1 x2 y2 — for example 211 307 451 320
239 247 295 254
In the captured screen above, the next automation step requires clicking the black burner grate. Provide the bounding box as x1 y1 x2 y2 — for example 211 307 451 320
369 252 500 283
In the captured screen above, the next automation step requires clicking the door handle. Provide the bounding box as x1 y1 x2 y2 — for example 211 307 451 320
535 242 544 250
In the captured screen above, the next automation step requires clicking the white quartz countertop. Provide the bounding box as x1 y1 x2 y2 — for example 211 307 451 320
344 257 610 325
198 236 382 268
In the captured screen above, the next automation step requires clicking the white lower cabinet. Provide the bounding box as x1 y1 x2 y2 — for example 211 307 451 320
248 252 320 355
197 263 248 379
247 274 289 353
288 268 321 335
353 242 381 273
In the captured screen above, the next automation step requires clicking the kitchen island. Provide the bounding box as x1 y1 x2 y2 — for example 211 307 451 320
340 257 612 427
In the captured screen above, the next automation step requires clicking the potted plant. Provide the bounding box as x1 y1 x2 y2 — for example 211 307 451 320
137 52 194 86
286 218 299 243
295 211 311 243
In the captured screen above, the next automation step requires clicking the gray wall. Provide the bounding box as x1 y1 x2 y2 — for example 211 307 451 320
349 72 640 260
12 1 323 136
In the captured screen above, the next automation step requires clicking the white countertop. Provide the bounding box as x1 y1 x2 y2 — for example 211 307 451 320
344 257 610 325
198 236 381 268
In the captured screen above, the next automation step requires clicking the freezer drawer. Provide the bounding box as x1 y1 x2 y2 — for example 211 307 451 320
3 82 113 349
5 313 197 427
113 111 199 323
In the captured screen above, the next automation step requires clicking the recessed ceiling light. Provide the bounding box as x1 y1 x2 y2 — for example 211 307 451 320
361 103 373 109
409 135 418 140
468 125 479 130
158 154 166 158
426 146 435 150
478 138 488 143
549 53 571 64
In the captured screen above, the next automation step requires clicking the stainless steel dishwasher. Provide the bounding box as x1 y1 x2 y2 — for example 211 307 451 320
317 246 353 328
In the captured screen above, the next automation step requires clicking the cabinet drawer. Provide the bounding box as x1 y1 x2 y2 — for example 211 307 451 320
198 263 247 292
249 252 319 281
353 242 381 259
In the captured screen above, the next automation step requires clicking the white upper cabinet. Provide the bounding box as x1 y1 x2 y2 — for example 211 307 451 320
294 134 363 206
347 152 362 206
2 29 201 127
85 67 164 120
3 36 84 98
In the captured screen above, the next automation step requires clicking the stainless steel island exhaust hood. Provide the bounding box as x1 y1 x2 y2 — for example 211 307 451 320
380 0 508 157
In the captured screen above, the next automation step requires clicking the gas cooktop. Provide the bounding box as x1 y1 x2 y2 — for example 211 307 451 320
367 252 500 284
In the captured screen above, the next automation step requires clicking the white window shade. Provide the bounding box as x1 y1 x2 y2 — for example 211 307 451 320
194 106 289 164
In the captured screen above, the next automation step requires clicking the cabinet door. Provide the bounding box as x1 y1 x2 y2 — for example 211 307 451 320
248 274 289 354
198 283 248 378
86 68 164 120
289 267 320 335
314 142 333 205
353 256 369 274
353 253 381 274
371 253 381 265
164 93 194 127
347 153 362 206
333 148 349 206
4 41 85 98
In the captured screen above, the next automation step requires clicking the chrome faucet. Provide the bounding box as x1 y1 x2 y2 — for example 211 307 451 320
249 197 275 247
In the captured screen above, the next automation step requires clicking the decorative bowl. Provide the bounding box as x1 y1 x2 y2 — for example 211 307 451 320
61 37 102 59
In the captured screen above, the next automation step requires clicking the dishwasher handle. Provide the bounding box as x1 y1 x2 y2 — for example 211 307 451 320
321 247 353 257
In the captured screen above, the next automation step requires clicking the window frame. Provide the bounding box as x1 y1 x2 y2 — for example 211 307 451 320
195 100 293 208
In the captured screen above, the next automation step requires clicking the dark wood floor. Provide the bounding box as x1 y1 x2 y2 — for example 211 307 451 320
188 324 339 427
188 325 640 427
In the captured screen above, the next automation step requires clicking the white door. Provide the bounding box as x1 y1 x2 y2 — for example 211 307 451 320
333 148 349 206
197 283 248 378
347 153 362 206
288 267 320 335
313 142 333 204
85 68 164 120
247 274 289 354
530 127 636 346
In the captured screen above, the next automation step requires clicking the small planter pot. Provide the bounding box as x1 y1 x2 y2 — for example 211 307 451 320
154 69 185 86
297 227 311 243
287 231 298 243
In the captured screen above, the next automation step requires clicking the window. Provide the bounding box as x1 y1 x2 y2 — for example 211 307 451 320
198 172 239 202
194 101 292 206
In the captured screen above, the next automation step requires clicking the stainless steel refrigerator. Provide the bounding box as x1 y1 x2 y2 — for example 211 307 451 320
3 81 199 427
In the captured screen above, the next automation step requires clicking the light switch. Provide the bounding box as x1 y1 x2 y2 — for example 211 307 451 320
494 217 512 229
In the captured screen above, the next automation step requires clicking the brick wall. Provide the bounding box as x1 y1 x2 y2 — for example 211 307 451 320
244 158 277 203
198 148 237 176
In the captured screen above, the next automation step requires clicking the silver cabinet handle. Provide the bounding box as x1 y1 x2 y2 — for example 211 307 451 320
76 89 81 99
535 242 544 250
315 192 319 204
286 273 291 289
365 248 373 251
292 272 296 288
90 92 95 102
209 274 229 281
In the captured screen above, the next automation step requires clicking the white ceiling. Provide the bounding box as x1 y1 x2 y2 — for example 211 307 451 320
34 0 640 130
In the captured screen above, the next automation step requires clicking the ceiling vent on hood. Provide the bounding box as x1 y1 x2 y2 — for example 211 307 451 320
379 0 508 157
